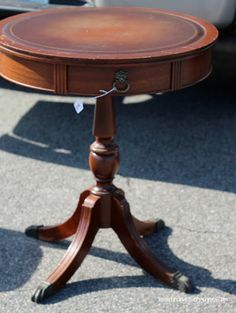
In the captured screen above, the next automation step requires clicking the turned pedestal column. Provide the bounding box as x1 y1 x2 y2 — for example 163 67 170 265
25 96 191 302
0 6 218 302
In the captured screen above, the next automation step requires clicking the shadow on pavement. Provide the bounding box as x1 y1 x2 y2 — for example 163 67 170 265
0 67 235 193
0 228 42 292
0 33 235 306
43 227 236 304
1 227 234 301
0 227 232 304
0 43 236 195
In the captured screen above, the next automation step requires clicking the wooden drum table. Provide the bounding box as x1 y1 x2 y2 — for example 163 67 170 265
0 7 218 302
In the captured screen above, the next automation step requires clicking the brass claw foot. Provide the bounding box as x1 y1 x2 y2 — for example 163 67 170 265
155 218 165 232
170 271 194 293
132 216 165 237
25 225 44 239
31 281 55 303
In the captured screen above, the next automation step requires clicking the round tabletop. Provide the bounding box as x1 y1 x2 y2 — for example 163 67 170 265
0 7 218 95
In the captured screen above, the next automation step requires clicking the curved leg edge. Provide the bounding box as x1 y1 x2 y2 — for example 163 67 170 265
170 271 194 293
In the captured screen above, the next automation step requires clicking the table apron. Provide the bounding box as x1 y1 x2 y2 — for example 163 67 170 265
0 49 212 95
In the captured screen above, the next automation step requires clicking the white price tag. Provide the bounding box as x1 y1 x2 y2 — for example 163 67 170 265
74 99 84 114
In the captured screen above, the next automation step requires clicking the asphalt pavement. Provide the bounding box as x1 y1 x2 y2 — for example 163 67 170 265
0 36 236 312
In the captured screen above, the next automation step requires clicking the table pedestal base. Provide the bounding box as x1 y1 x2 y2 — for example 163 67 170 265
25 96 193 302
26 186 192 303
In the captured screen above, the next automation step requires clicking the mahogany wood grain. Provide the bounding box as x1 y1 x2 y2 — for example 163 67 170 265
0 7 218 302
0 7 217 95
26 190 90 242
112 193 175 284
